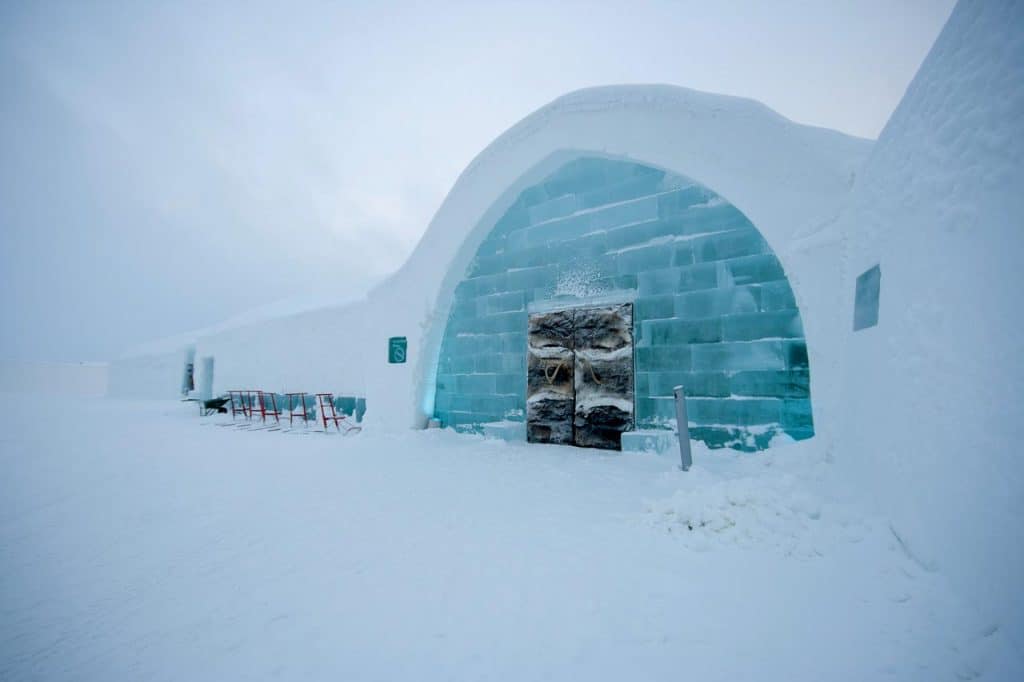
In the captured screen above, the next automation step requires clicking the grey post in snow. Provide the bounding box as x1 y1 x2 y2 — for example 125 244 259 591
198 356 214 402
673 385 692 471
180 346 196 397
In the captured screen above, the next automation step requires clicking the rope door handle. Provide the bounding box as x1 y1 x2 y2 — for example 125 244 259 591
578 356 603 385
544 359 567 385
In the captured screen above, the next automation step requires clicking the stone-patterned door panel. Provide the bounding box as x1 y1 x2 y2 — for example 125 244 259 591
526 304 634 450
526 310 575 445
573 304 634 450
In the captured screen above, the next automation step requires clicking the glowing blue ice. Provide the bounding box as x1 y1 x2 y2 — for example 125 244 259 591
433 156 813 450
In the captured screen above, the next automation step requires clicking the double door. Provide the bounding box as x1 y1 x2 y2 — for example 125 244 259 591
526 303 634 450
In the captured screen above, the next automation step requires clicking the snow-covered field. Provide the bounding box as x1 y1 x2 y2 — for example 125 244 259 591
0 398 1017 680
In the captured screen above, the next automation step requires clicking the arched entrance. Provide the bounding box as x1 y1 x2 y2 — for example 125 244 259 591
431 155 812 451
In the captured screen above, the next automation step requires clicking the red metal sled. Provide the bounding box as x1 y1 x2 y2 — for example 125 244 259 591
315 393 361 434
228 390 252 420
252 391 281 425
284 392 311 427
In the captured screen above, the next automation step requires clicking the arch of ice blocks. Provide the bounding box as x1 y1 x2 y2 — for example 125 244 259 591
432 156 812 450
363 86 869 437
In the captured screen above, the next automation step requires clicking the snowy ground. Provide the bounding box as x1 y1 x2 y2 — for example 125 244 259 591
0 398 1017 680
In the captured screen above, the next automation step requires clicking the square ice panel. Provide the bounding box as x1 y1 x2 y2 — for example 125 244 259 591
853 264 881 331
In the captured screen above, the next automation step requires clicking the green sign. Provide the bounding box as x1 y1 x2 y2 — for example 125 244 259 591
388 336 408 364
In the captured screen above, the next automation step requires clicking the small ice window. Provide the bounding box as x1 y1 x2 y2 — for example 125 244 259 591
853 264 881 331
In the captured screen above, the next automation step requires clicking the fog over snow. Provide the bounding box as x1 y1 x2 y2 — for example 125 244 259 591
0 0 954 362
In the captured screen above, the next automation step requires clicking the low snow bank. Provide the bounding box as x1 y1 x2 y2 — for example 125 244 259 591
108 299 369 399
196 302 368 396
645 440 862 558
107 350 181 399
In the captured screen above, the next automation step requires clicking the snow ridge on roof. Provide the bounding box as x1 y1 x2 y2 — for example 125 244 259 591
461 84 870 183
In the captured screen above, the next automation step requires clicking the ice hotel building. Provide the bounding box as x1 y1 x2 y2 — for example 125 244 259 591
111 85 873 453
111 0 1020 461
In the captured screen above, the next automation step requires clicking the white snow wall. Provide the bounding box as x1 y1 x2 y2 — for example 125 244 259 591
837 0 1024 647
108 351 183 399
196 303 367 396
108 301 368 400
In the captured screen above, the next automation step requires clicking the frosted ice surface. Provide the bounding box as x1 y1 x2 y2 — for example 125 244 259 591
852 264 880 331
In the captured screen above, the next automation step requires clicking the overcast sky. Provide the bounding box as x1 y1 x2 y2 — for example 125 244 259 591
0 0 955 362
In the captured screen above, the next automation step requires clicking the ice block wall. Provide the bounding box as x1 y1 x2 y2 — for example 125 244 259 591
433 156 812 450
